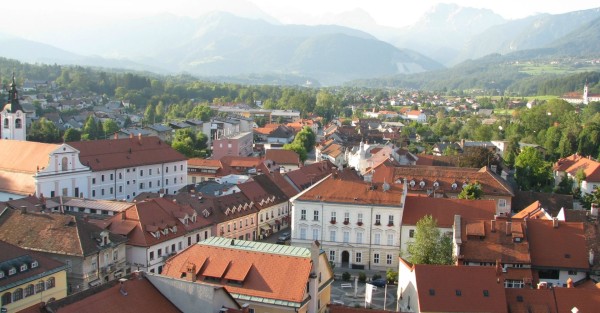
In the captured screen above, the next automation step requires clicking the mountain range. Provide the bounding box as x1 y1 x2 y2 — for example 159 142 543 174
0 4 599 86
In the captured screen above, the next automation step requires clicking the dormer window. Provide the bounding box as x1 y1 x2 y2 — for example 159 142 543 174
0 271 4 279
419 181 426 188
451 183 458 190
20 264 27 272
433 181 440 188
171 226 177 233
31 261 38 268
409 180 416 187
8 268 16 276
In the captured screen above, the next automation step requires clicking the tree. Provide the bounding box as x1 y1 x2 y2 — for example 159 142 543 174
171 129 209 158
459 147 498 169
102 119 120 138
407 215 453 265
82 115 99 140
386 268 398 284
283 142 307 162
28 118 61 143
144 103 156 125
458 182 483 200
514 147 553 191
63 128 81 142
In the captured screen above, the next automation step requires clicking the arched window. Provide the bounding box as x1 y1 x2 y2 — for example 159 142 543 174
15 118 22 129
35 281 45 293
62 157 68 171
12 288 23 301
24 284 34 297
2 292 12 305
46 277 56 289
3 118 8 128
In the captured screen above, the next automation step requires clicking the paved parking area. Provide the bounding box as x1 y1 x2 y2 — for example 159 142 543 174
330 279 398 310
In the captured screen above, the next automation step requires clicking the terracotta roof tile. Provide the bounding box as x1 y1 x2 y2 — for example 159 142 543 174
298 175 404 207
264 149 300 165
106 198 208 247
554 154 600 181
527 219 589 269
413 264 507 313
52 277 181 313
0 209 126 256
505 288 557 313
0 140 60 194
162 240 313 303
372 164 514 196
68 136 186 171
285 160 338 190
460 218 531 265
403 197 497 227
512 191 573 216
554 287 600 313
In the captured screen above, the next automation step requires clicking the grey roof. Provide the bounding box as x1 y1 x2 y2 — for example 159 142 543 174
147 124 173 132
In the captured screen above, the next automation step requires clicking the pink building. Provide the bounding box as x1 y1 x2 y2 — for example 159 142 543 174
211 131 253 159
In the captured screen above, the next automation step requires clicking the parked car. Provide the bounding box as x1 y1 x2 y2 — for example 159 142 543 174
370 278 387 287
276 232 291 244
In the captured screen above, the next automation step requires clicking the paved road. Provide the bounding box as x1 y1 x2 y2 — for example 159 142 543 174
330 279 398 310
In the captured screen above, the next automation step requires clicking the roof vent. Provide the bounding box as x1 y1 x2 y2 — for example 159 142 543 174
231 239 235 246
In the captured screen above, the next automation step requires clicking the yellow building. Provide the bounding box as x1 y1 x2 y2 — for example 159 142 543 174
0 241 68 313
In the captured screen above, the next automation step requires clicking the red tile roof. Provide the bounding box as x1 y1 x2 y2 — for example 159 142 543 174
402 196 497 227
105 198 209 247
0 140 60 194
505 288 557 313
284 160 338 190
460 218 531 265
297 175 404 206
412 264 507 313
54 277 181 313
372 164 514 196
161 240 313 304
69 136 186 171
264 149 300 166
554 287 600 313
554 154 600 181
527 219 589 269
0 209 126 256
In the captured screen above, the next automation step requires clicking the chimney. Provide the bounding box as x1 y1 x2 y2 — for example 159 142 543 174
231 239 235 246
114 133 118 140
132 270 144 280
119 278 128 296
590 249 595 266
506 221 512 236
186 263 197 282
241 304 250 313
138 133 142 144
566 277 574 288
537 282 548 289
129 133 133 139
491 219 496 232
121 212 126 220
591 203 599 217
552 217 559 228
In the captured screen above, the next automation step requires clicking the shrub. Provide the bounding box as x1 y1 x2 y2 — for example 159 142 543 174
386 268 398 284
342 272 351 281
358 272 366 283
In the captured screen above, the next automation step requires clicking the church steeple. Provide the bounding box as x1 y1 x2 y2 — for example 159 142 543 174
4 73 23 113
584 79 589 105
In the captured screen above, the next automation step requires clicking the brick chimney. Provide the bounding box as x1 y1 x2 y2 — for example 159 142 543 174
491 219 496 233
505 221 512 236
186 262 197 282
566 277 574 288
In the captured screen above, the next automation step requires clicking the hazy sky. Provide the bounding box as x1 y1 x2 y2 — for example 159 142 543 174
1 0 599 40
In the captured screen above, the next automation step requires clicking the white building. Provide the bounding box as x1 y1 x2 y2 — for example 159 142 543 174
291 174 407 271
1 76 27 141
104 198 213 274
0 136 187 200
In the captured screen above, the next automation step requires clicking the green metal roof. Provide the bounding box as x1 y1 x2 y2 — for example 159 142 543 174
201 237 311 258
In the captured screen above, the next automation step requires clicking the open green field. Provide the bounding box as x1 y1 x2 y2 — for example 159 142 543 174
515 62 600 76
493 109 514 116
